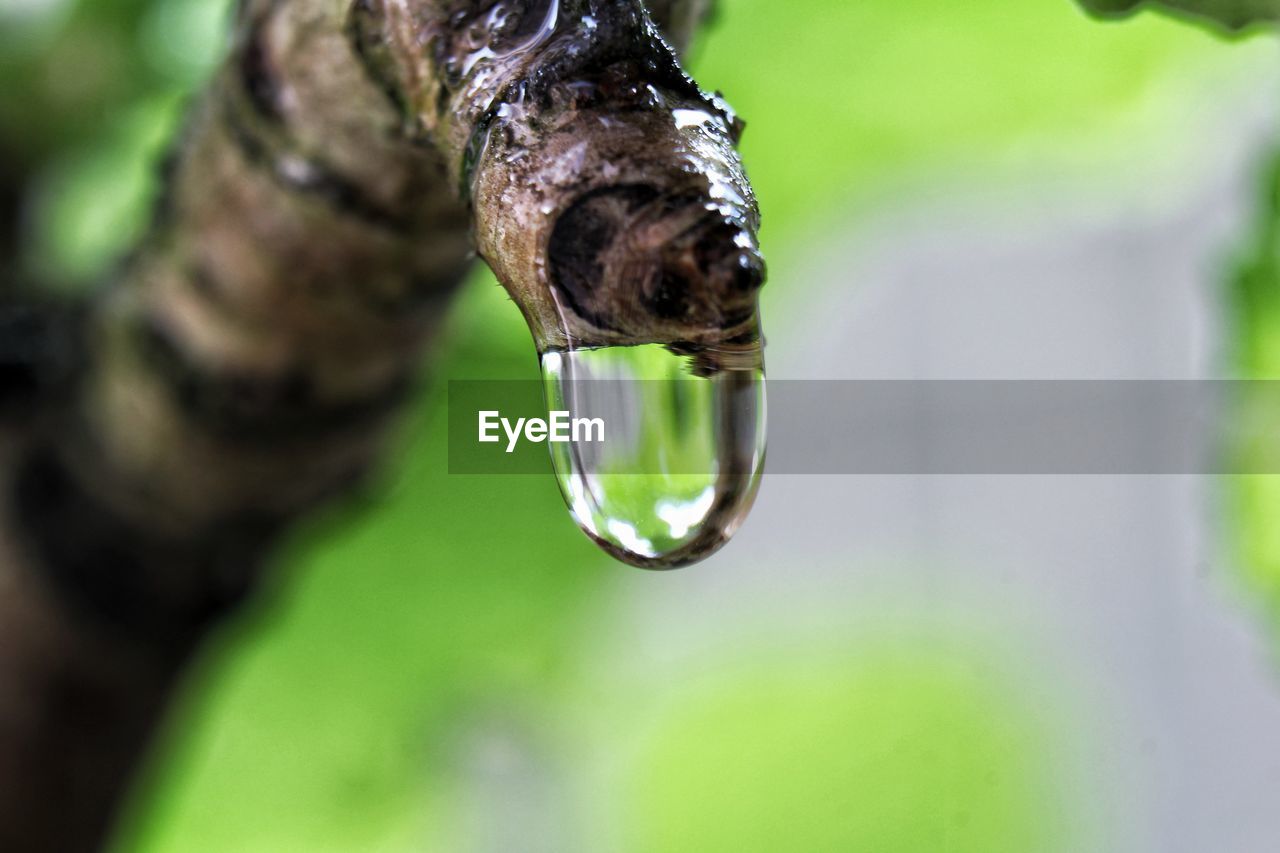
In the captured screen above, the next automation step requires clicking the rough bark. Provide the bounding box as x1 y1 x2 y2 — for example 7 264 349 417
0 0 760 848
364 0 764 352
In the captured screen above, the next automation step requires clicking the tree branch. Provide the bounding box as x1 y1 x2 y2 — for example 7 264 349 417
365 0 763 353
0 0 757 847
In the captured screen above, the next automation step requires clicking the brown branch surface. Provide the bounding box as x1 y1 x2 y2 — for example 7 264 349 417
369 0 763 351
0 1 758 848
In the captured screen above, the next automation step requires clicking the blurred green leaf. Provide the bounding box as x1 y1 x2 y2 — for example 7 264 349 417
1229 152 1280 637
139 0 232 84
1078 0 1280 32
29 94 185 285
1230 153 1280 376
625 657 1065 853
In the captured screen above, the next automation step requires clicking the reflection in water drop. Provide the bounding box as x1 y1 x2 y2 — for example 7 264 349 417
540 342 766 569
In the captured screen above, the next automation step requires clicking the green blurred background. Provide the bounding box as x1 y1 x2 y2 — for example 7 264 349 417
4 0 1280 850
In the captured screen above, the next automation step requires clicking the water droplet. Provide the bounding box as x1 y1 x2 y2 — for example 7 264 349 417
460 0 561 75
540 341 766 569
672 108 715 130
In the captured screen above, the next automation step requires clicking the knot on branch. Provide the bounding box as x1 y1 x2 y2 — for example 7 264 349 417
548 184 763 343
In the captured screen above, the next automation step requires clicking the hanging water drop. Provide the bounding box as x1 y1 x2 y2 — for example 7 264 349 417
540 336 766 569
